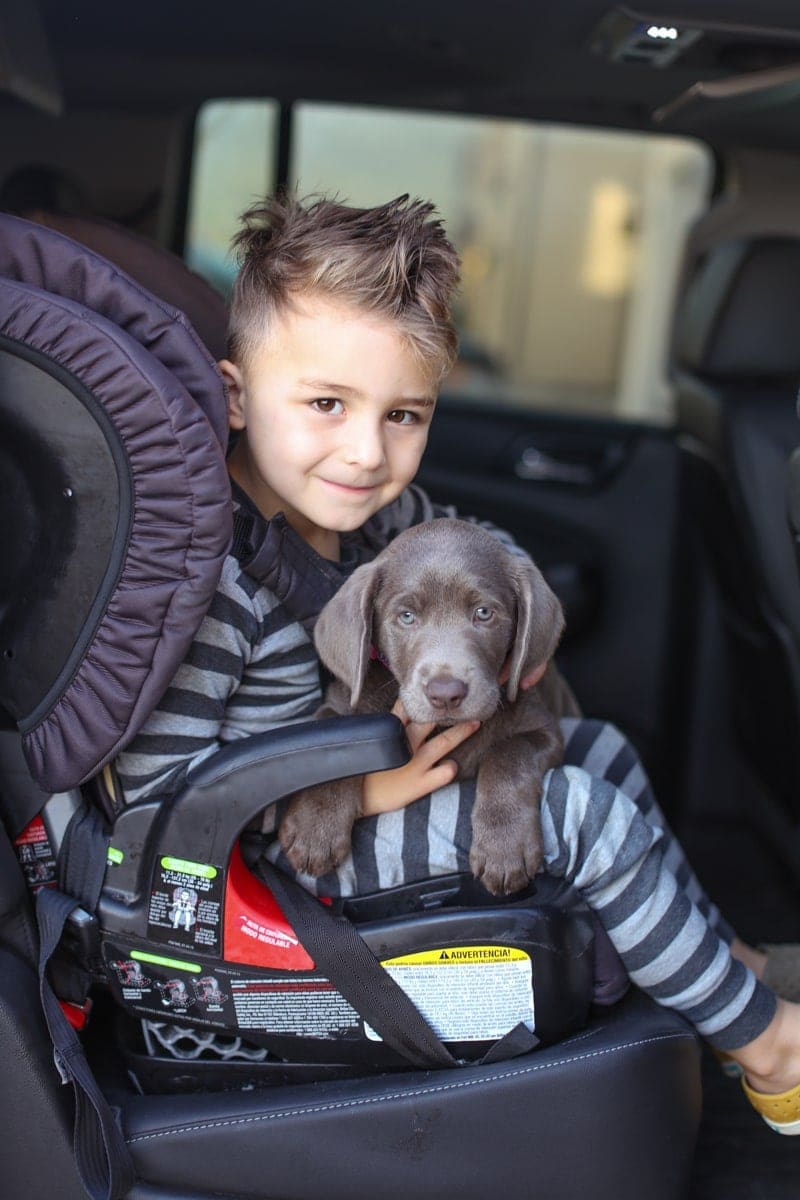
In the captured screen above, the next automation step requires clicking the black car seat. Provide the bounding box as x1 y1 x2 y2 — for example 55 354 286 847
0 214 701 1200
672 237 800 838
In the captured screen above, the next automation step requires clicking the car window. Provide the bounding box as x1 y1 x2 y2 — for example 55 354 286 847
184 99 280 298
186 99 712 422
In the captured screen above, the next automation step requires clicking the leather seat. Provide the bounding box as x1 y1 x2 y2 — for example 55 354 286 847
673 237 800 824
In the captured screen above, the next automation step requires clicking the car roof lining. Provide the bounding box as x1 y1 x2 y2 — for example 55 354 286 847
8 0 800 153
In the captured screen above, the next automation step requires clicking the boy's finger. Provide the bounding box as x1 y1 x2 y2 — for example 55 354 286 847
420 719 479 760
520 661 548 690
498 657 548 690
423 760 459 792
405 720 437 753
391 698 410 725
444 718 480 744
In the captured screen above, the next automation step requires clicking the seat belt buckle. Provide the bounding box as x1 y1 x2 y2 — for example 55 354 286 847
62 905 101 963
58 997 93 1031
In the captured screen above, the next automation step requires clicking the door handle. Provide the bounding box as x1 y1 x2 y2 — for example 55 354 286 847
513 439 628 486
514 446 596 485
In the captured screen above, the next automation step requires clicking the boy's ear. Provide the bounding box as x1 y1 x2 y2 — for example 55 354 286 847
218 359 246 430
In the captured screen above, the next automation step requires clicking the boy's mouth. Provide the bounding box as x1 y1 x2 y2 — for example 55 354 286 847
321 478 383 494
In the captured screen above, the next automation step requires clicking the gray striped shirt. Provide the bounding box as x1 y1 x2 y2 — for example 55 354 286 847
116 483 524 805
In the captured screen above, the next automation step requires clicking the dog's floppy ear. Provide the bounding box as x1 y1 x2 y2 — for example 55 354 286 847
313 560 382 708
506 556 565 703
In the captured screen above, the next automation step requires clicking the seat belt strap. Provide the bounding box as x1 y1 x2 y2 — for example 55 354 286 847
258 861 539 1070
37 888 135 1200
260 860 457 1068
35 803 135 1200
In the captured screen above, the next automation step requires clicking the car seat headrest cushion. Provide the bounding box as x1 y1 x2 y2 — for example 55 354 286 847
30 211 229 362
0 213 229 452
0 277 232 792
673 238 800 382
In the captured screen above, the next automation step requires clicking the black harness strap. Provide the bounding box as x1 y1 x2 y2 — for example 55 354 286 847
35 803 135 1200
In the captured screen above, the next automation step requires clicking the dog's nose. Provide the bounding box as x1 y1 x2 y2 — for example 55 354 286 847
425 674 469 709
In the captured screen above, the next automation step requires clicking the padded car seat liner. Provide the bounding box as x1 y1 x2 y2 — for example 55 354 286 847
0 213 228 449
30 210 229 360
0 264 231 792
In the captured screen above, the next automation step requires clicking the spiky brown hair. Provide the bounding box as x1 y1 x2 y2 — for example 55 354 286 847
228 192 460 380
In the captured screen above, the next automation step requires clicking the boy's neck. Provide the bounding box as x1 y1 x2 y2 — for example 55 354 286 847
227 449 341 563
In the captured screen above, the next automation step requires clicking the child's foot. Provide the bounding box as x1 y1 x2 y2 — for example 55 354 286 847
741 1076 800 1135
731 999 800 1133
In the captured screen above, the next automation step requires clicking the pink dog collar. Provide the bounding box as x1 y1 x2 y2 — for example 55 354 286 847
369 644 392 672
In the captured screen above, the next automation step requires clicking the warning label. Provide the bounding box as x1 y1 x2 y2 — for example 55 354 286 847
103 939 230 1021
433 947 520 962
105 929 360 1040
231 977 361 1037
147 856 224 954
366 945 534 1043
13 816 57 892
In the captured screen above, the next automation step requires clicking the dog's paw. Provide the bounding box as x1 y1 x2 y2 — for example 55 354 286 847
278 794 356 877
469 828 543 896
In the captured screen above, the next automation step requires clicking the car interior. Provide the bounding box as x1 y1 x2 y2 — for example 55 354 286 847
2 1 800 1197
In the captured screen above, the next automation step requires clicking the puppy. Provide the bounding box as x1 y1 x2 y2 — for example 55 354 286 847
279 519 580 895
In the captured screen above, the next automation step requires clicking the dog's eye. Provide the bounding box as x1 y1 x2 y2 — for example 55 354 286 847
474 606 494 623
398 610 416 626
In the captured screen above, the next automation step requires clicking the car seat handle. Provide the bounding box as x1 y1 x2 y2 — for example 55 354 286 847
101 713 408 926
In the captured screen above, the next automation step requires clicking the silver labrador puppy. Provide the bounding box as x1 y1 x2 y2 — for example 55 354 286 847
279 519 580 895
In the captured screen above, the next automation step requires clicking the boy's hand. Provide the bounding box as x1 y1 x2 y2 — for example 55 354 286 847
498 657 548 692
359 702 480 818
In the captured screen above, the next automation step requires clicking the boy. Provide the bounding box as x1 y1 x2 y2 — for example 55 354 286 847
116 193 800 1129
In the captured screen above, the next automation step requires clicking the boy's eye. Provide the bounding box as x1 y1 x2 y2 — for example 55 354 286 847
312 397 345 415
387 409 417 425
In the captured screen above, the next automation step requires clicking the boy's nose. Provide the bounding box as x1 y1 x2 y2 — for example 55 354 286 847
345 420 386 470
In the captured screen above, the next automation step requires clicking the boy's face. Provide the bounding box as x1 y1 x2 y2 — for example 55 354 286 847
220 296 438 559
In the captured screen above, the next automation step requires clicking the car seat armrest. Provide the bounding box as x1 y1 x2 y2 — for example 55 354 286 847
101 714 408 918
180 712 409 850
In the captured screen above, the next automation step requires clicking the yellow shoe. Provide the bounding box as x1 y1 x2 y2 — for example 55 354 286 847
741 1075 800 1135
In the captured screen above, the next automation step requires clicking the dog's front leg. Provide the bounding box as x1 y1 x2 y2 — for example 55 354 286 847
278 776 362 877
470 724 563 896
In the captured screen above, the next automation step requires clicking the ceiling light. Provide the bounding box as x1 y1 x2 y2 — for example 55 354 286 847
590 10 701 68
646 26 679 41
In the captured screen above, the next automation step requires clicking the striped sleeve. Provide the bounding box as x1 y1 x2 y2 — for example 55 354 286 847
115 555 322 804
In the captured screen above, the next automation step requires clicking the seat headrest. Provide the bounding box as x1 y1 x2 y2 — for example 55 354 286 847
0 213 229 451
673 238 800 382
0 229 232 791
30 211 229 362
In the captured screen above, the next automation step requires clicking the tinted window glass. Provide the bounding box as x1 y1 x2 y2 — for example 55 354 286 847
185 99 279 298
186 99 711 421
